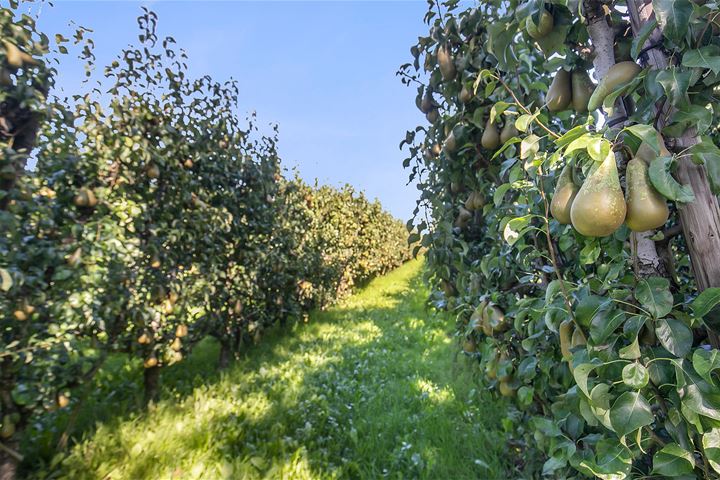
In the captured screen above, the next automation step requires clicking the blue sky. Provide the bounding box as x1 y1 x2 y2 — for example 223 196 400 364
36 1 429 221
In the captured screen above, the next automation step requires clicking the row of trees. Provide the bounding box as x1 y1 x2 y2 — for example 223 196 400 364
0 5 409 478
402 0 720 478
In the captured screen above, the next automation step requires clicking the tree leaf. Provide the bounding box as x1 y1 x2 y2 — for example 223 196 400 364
682 45 720 75
487 22 518 72
689 138 720 194
634 277 673 318
622 362 649 389
655 67 691 107
624 124 659 153
702 429 720 474
693 287 720 318
520 134 540 160
631 18 658 60
652 0 692 44
590 308 626 344
652 444 695 477
656 318 693 357
609 391 654 438
692 348 720 380
648 156 695 203
573 360 602 398
664 104 712 137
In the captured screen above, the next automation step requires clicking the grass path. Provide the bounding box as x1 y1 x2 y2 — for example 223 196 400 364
56 259 509 479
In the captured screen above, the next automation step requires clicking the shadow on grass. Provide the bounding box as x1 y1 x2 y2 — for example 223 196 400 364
26 259 512 480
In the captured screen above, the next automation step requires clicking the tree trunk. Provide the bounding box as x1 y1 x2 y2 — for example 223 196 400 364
218 340 232 370
0 439 20 480
143 365 161 406
627 0 720 291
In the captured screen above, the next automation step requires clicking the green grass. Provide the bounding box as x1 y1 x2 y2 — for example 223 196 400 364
45 259 510 479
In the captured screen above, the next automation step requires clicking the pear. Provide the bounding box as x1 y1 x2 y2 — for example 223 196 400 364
587 61 641 111
437 44 456 81
571 69 594 113
454 206 472 228
13 309 27 321
431 143 442 157
464 191 485 211
635 131 671 164
146 163 160 179
547 69 572 112
137 333 151 345
481 117 500 150
625 157 669 231
559 319 573 360
150 254 161 269
74 187 97 208
144 357 158 368
443 130 458 155
498 379 516 397
526 9 554 40
499 120 518 144
550 162 579 224
462 337 477 353
171 337 182 352
57 393 70 408
183 158 194 168
570 154 627 237
459 84 473 104
481 304 508 336
420 91 435 113
175 324 188 338
426 108 439 123
1 416 15 439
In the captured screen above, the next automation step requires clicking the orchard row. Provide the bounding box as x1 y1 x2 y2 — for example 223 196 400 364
0 6 409 476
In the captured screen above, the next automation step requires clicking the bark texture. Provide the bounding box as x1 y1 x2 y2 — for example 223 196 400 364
627 0 720 291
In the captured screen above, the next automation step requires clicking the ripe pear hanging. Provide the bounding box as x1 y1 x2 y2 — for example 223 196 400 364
437 44 456 81
547 69 572 112
550 162 578 224
635 131 671 164
625 157 669 231
571 70 594 113
499 120 518 144
570 154 627 237
481 117 500 150
526 9 554 40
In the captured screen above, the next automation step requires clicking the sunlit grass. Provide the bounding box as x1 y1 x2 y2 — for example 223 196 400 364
48 259 511 479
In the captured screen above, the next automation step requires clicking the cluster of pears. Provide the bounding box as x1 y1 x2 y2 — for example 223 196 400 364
480 116 518 150
559 319 586 366
12 299 35 321
483 349 516 397
470 301 509 337
73 187 98 208
551 135 670 237
547 68 595 113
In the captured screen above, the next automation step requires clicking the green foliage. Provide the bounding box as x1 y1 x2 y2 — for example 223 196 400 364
401 0 720 477
0 5 409 474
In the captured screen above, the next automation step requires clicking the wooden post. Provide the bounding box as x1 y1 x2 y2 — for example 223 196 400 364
627 0 720 293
